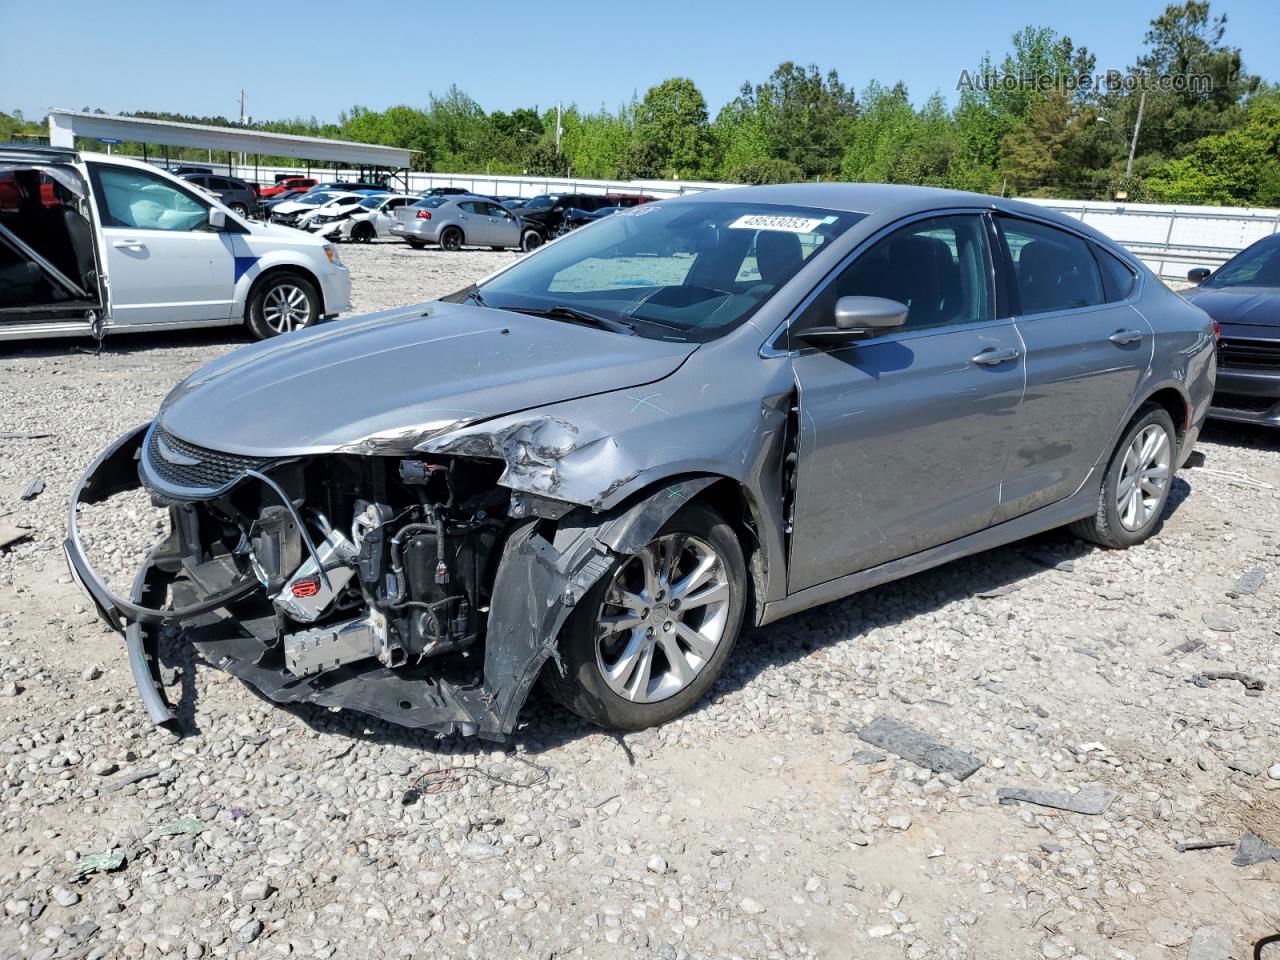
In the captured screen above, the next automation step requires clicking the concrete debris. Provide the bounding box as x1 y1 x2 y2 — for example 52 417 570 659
996 785 1117 815
0 524 31 551
858 715 982 781
1200 612 1237 633
1186 926 1232 960
1232 831 1280 867
1227 566 1266 597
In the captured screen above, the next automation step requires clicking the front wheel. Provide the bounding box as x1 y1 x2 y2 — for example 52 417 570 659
521 230 544 253
440 227 463 251
1071 403 1177 548
543 502 747 731
352 221 376 243
245 274 319 340
406 239 426 249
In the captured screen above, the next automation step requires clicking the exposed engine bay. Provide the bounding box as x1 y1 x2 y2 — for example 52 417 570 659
65 421 719 739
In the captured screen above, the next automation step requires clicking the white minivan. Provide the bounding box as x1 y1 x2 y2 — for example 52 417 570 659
0 146 351 341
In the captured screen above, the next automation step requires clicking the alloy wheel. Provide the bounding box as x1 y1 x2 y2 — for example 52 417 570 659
1116 423 1171 530
262 283 310 334
594 534 731 704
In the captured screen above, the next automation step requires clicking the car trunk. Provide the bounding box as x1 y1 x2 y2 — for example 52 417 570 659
0 159 105 326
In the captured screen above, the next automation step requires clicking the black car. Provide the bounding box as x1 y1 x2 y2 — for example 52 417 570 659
558 205 621 234
182 173 257 218
515 193 615 238
1185 233 1280 426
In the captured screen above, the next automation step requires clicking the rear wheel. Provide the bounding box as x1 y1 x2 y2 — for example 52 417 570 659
230 202 249 218
1071 403 1177 548
521 230 544 253
245 273 319 340
440 227 464 251
543 502 747 731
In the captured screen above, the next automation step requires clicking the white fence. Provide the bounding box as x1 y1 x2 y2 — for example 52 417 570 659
193 160 1280 280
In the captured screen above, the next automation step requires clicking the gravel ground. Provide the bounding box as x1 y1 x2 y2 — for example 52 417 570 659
1 240 1279 960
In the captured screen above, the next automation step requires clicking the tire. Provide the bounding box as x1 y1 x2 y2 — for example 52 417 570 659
245 273 319 340
521 230 544 253
353 222 376 243
1070 403 1177 548
406 239 426 249
230 203 249 218
543 502 747 731
440 227 463 251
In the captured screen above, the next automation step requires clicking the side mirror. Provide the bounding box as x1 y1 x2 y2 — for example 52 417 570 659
208 208 227 230
797 296 909 345
1187 267 1211 284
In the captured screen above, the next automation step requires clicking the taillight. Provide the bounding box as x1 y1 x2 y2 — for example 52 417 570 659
1212 318 1221 341
416 210 432 220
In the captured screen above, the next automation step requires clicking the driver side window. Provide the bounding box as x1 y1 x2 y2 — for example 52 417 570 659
93 166 208 232
798 214 993 335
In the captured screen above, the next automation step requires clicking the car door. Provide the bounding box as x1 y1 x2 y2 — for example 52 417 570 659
454 201 492 245
373 197 407 236
88 163 235 326
991 215 1152 521
482 202 519 247
787 212 1025 592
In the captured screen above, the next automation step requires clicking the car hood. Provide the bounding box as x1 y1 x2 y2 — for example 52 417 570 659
1183 286 1280 329
158 302 697 457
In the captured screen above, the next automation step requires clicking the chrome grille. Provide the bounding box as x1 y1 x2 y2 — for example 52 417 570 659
144 426 270 492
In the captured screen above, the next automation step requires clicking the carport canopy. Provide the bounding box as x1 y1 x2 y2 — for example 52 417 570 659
47 109 410 168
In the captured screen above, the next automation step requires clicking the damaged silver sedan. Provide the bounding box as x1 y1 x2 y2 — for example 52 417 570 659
65 184 1216 738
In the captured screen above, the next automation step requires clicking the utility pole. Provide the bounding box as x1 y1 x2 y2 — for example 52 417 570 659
237 89 248 175
1125 88 1146 178
555 102 563 153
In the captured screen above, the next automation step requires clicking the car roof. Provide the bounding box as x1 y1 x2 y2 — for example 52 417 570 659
675 182 1120 248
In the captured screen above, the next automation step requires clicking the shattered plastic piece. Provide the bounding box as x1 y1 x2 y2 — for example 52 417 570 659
74 850 125 878
996 785 1117 815
1169 637 1204 657
1232 831 1280 866
976 583 1019 599
20 477 44 501
858 715 982 781
1228 567 1266 597
153 815 206 837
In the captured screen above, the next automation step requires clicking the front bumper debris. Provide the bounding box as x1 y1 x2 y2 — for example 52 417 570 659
65 423 717 738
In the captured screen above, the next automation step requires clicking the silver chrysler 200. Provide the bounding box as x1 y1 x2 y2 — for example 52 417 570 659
65 184 1216 738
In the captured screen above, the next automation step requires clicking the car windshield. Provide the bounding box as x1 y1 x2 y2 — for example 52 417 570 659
479 200 865 342
358 196 383 209
299 192 337 206
522 194 557 211
413 197 448 209
1206 238 1280 288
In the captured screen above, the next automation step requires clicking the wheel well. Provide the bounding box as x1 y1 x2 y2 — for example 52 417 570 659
686 478 769 626
1143 387 1189 442
245 265 324 316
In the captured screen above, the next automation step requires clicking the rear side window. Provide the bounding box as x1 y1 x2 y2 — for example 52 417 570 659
999 217 1104 316
1093 245 1138 301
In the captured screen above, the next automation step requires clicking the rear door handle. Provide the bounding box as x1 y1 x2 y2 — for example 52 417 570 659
971 347 1020 366
1109 329 1143 345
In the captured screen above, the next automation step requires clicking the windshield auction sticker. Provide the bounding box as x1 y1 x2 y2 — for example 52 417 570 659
728 214 825 233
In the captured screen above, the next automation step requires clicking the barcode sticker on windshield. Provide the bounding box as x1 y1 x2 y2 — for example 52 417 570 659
728 214 824 233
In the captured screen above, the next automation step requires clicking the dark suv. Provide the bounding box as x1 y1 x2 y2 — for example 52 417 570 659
516 193 615 238
182 173 257 218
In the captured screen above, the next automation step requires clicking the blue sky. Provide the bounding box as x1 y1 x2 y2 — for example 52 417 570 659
4 0 1277 123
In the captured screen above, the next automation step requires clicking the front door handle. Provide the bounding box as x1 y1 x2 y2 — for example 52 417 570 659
971 347 1020 366
112 239 146 250
1109 329 1144 345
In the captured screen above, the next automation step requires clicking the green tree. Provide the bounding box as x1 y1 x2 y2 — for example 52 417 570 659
634 78 714 179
